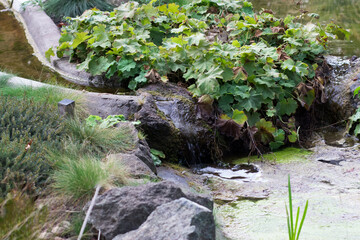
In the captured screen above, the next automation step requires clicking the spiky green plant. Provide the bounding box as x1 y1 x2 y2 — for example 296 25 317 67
44 0 114 18
0 96 64 197
286 175 309 240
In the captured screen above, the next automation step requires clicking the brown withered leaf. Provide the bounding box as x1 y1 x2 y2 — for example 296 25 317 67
145 69 161 83
296 82 313 95
271 27 285 34
233 66 248 80
262 9 274 14
276 47 290 61
255 29 263 38
216 119 243 140
207 6 218 14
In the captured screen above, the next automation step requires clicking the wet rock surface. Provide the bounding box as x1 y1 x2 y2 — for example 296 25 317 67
134 83 218 165
324 56 360 121
86 181 213 239
113 198 215 240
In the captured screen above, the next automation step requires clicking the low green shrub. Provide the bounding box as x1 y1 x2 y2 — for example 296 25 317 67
0 96 64 197
348 86 360 136
44 0 114 19
50 0 348 151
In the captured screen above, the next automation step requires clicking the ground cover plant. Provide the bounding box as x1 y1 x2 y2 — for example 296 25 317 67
0 95 64 197
48 0 347 154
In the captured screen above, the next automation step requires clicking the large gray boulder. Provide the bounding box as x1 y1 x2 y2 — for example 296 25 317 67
113 198 215 240
86 181 213 239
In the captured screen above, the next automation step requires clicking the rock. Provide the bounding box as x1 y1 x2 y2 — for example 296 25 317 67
38 232 53 239
113 198 215 240
51 220 71 235
86 181 213 239
323 56 360 121
134 83 219 165
108 152 157 179
108 121 157 176
85 92 142 119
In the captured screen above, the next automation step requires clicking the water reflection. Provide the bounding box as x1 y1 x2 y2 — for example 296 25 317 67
250 0 360 56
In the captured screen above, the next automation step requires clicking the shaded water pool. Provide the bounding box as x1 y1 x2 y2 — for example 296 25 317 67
0 5 80 87
0 5 124 92
250 0 360 56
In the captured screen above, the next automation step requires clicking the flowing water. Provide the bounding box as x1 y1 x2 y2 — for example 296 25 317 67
250 0 360 57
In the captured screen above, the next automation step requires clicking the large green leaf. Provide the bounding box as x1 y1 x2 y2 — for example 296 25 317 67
276 98 298 116
89 56 114 75
232 109 247 125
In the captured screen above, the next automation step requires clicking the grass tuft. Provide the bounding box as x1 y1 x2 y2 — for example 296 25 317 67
52 155 129 199
65 119 136 156
52 156 108 199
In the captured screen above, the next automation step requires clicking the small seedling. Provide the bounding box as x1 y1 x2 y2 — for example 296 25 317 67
286 175 309 240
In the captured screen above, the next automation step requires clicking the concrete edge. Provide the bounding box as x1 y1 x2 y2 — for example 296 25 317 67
0 0 94 87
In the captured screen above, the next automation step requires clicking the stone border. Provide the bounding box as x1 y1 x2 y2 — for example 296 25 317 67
0 0 100 86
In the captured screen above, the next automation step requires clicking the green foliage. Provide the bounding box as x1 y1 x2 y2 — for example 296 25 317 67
286 175 309 240
0 96 64 197
44 0 114 19
86 114 125 128
348 86 360 136
150 148 165 166
54 0 344 150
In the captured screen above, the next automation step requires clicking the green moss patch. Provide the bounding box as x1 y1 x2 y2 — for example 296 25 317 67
231 147 312 165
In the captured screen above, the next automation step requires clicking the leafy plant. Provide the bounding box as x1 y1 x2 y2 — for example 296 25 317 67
286 175 309 240
85 114 140 128
150 148 165 166
348 86 360 136
51 0 346 151
44 0 114 19
86 114 125 128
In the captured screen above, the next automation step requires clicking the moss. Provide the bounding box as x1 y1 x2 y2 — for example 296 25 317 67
231 147 312 165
